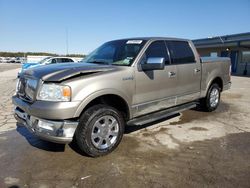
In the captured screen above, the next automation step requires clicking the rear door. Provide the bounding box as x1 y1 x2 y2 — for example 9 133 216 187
166 41 201 104
134 40 177 116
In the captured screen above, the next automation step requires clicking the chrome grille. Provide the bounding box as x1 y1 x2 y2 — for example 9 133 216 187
17 78 38 102
17 78 26 97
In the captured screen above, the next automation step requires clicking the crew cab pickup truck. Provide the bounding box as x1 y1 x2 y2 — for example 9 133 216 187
12 37 231 157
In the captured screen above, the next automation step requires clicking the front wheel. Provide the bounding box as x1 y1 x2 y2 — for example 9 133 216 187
75 104 124 157
200 83 221 112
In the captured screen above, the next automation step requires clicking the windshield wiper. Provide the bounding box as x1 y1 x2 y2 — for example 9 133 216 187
88 60 110 65
111 63 129 66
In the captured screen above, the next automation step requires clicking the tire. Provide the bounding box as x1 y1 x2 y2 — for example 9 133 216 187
200 83 221 112
75 104 124 157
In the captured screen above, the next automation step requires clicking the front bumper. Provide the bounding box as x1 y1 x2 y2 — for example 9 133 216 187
12 95 81 120
14 106 78 144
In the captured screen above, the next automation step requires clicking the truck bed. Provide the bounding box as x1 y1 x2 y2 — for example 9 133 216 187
200 56 231 97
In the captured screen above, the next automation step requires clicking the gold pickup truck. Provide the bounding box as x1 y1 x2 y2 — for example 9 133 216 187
13 37 231 157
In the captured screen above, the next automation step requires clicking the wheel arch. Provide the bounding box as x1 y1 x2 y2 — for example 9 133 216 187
206 77 223 95
74 90 131 121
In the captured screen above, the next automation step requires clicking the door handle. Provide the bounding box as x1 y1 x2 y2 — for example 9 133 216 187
168 71 176 78
194 68 201 73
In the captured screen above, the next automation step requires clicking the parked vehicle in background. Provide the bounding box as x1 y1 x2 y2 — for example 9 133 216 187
0 57 7 63
9 57 16 63
4 57 11 63
18 56 76 76
15 57 25 64
0 57 25 64
13 37 231 157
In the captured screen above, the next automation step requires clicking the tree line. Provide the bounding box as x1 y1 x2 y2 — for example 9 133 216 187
0 52 85 57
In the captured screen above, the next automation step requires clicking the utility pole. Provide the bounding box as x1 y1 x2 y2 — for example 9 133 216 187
66 28 69 55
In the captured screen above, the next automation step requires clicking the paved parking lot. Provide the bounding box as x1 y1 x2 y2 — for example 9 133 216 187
0 64 250 188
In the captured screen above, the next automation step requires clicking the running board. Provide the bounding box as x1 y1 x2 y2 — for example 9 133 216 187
127 102 197 126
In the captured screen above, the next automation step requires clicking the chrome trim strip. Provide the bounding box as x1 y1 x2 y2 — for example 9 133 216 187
132 91 200 108
132 91 200 117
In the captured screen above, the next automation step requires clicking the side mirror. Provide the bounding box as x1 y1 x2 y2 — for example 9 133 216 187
141 57 165 71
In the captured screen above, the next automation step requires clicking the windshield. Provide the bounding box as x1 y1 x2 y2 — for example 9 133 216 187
81 39 146 66
38 57 51 64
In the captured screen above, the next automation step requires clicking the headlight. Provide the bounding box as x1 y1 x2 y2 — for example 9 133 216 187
37 84 71 102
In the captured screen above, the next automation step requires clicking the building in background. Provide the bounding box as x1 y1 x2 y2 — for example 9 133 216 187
193 32 250 75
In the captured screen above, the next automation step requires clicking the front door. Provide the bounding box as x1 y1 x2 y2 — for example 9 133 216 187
133 40 178 117
230 51 238 73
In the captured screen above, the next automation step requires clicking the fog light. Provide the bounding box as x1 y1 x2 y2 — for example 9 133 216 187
37 120 55 131
63 127 75 137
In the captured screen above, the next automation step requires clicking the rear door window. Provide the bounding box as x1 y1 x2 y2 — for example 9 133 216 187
167 41 195 64
63 58 74 62
144 40 170 65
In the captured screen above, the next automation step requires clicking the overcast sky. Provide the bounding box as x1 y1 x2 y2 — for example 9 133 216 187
0 0 250 55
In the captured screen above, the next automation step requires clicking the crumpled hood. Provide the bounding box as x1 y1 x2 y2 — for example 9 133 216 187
23 63 117 82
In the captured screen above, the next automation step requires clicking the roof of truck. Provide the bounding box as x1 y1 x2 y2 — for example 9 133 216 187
113 37 190 42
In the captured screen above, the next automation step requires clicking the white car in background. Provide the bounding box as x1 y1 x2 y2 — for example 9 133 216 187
19 56 76 76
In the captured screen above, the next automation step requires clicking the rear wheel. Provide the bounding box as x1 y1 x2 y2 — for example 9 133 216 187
200 83 221 112
75 104 124 157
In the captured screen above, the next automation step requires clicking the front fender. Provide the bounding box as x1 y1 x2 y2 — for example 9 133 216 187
74 89 132 118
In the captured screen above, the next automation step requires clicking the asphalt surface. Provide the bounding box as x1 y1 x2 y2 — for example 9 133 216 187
0 63 21 72
0 64 250 188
